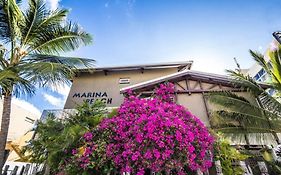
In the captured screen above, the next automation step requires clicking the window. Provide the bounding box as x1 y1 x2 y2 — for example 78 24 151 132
254 68 267 82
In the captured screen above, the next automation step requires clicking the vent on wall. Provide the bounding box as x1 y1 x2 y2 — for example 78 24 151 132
119 78 130 84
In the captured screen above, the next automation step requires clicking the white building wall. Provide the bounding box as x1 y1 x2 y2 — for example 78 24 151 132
0 99 40 141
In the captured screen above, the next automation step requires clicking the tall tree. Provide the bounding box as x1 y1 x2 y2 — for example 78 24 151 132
207 47 281 145
0 0 94 172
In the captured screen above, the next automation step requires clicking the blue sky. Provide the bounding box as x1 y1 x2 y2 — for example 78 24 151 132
17 0 281 116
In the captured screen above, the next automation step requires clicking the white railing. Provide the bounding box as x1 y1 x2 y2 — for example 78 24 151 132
2 161 43 175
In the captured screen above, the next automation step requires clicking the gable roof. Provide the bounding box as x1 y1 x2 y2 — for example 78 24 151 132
120 70 270 93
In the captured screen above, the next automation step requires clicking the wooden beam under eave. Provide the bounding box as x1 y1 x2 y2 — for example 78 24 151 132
185 78 192 95
175 82 186 90
198 81 211 121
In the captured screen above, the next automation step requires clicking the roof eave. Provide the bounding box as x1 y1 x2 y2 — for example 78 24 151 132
120 70 272 93
77 60 193 73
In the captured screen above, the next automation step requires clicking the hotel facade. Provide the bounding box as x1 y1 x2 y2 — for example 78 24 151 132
60 60 280 146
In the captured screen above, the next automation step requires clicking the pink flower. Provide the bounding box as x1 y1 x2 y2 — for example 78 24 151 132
188 145 195 153
83 132 93 141
132 151 140 161
83 147 92 156
175 131 182 141
76 83 214 174
136 168 145 175
144 150 153 159
153 149 161 159
71 149 77 155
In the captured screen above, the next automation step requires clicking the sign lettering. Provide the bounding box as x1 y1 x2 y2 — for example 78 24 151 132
72 92 113 104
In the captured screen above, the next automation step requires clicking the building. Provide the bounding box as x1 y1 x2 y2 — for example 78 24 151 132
0 100 40 141
60 60 279 146
0 100 40 163
64 61 193 109
119 69 277 146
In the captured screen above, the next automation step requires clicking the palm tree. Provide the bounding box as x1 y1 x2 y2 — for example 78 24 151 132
207 47 281 145
0 0 94 172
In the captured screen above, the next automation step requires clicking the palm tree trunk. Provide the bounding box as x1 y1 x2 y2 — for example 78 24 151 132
0 94 12 175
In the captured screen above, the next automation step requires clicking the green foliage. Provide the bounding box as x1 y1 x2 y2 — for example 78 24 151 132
68 129 116 175
259 47 281 92
0 0 94 97
261 149 281 174
0 0 94 169
62 107 118 174
24 113 63 164
107 108 118 118
207 48 281 143
214 133 249 175
265 160 281 174
25 101 107 174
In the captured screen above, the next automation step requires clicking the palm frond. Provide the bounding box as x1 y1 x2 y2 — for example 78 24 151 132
36 8 68 30
207 91 264 117
21 0 47 46
0 45 9 68
0 70 18 83
27 22 92 54
0 69 35 97
208 73 281 144
12 76 36 97
268 48 281 92
249 50 271 74
26 54 95 68
258 91 281 116
0 8 10 42
207 91 250 103
226 70 264 96
207 45 281 145
20 61 74 88
0 0 24 43
211 110 281 132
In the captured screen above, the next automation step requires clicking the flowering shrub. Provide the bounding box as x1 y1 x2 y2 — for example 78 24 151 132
69 129 115 175
74 82 214 174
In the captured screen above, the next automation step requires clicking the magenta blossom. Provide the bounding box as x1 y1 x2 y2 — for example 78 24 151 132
98 82 214 174
72 83 214 174
83 131 93 141
71 149 78 155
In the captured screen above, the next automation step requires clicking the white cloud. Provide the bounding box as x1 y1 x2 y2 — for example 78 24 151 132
44 84 70 108
45 0 61 11
12 98 41 117
51 84 70 98
43 93 64 108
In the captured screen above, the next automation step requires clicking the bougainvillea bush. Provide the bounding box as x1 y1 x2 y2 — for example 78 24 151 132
72 83 214 174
